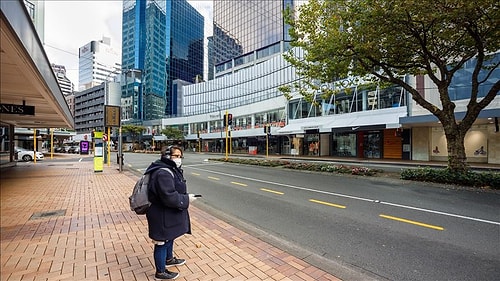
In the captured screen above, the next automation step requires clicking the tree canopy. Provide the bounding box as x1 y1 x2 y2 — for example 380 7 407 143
283 0 499 172
160 126 185 140
121 124 145 143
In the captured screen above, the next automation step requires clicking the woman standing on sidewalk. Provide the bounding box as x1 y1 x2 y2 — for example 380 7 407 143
144 145 197 280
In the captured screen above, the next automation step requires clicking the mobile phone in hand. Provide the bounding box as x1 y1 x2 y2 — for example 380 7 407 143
194 194 202 197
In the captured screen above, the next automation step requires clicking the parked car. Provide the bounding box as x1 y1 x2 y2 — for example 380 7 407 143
54 146 65 153
68 146 80 154
15 148 44 161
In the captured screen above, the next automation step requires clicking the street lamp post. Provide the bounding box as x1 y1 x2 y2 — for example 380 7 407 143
104 69 120 167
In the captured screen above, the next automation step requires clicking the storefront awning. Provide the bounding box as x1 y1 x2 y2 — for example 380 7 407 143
276 123 304 134
276 116 332 134
277 107 407 135
324 107 407 131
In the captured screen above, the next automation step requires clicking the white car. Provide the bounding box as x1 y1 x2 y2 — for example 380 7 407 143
16 148 44 161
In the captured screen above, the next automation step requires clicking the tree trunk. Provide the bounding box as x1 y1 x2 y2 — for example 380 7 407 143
444 129 469 173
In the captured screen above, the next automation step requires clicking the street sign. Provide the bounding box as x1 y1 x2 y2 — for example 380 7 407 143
104 105 121 127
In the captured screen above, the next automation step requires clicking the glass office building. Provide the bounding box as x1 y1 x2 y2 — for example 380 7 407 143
212 0 293 76
121 0 203 121
166 0 204 116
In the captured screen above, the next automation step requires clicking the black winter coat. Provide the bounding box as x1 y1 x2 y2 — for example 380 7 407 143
144 157 191 241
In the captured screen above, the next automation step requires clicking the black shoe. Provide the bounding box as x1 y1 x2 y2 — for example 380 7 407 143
166 257 186 267
155 270 179 280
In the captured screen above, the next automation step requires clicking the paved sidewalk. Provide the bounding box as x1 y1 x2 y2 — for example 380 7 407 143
1 157 341 281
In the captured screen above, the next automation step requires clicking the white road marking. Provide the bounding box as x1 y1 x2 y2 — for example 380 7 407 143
188 166 500 226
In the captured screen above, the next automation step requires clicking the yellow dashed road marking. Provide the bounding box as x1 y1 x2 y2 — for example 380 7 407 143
231 181 247 186
309 199 346 209
380 214 444 231
260 188 284 195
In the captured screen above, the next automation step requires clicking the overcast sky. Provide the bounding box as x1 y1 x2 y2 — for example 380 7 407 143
44 1 213 87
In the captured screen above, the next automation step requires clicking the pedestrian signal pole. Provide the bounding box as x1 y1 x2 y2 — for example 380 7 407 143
264 125 270 158
224 111 228 160
197 131 200 153
266 132 269 158
33 129 37 164
50 128 54 159
107 126 111 166
229 129 232 155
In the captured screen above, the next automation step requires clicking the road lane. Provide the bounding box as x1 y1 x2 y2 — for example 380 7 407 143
187 164 499 226
183 161 500 280
124 153 500 280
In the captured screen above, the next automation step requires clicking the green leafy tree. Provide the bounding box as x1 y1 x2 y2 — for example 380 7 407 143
121 124 146 145
283 0 499 172
160 126 185 141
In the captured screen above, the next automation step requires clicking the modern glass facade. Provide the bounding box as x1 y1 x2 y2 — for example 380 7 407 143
448 52 500 101
212 0 293 71
183 53 298 117
121 0 203 121
288 85 407 120
166 0 204 116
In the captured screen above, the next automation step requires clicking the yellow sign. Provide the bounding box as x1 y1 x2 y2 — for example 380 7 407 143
94 156 104 172
105 105 121 127
94 131 104 172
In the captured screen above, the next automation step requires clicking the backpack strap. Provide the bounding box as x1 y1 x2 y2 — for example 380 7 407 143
148 167 174 197
160 167 174 177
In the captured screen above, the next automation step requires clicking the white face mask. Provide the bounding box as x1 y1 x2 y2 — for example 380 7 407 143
173 158 182 168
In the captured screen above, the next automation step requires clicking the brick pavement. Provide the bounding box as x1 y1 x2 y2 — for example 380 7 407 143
1 157 341 281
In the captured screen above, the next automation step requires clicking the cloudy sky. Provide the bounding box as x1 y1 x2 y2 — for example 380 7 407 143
44 1 213 86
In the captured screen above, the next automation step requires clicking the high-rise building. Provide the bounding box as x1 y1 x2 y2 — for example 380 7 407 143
78 37 121 91
51 63 75 116
74 82 121 134
211 0 293 78
121 0 204 121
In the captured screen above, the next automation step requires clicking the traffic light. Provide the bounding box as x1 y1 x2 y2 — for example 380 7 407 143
264 125 271 134
225 113 233 126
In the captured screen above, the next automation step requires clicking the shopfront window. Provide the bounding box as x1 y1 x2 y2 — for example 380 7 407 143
332 132 357 157
0 125 11 164
364 131 382 158
304 133 319 156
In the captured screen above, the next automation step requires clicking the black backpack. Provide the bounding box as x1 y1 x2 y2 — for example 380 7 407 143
129 168 173 215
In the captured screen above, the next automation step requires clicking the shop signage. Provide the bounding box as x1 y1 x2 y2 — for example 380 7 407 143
0 103 35 115
303 125 319 130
